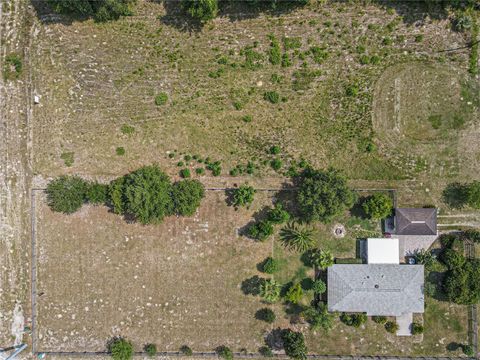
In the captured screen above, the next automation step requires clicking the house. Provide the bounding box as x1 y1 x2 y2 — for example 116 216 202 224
328 237 424 336
385 208 438 258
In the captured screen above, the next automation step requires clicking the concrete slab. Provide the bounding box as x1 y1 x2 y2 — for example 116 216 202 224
396 312 413 336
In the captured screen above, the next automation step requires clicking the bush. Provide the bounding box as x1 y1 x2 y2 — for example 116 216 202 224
242 115 253 123
307 249 334 269
46 176 88 214
248 220 274 241
180 345 193 356
302 304 334 331
372 316 387 324
441 248 466 269
231 185 256 208
121 165 174 224
454 14 472 32
280 223 316 252
4 53 22 80
206 161 222 176
269 145 281 155
215 346 233 360
121 124 135 135
361 193 393 219
155 92 168 106
86 182 108 205
260 257 280 274
285 283 303 304
260 279 281 303
467 181 480 209
270 159 283 171
182 0 218 22
259 346 273 357
411 323 424 335
267 203 290 224
462 344 475 357
108 338 134 360
297 168 356 223
414 249 435 268
116 147 125 156
346 84 359 97
47 0 135 21
281 329 307 360
255 308 276 323
264 91 280 104
180 168 191 178
340 313 367 328
444 260 480 304
311 279 326 294
144 343 156 357
171 180 204 217
385 320 399 333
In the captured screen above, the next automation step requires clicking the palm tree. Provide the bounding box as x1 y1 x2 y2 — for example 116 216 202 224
280 222 316 252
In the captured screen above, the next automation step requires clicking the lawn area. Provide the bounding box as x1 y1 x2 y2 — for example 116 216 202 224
34 190 274 352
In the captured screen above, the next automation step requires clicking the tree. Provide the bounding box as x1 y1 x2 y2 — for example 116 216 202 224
267 203 290 224
108 337 133 360
441 248 466 270
215 346 233 360
123 165 174 224
307 249 334 270
171 180 205 216
302 304 334 331
46 176 88 214
280 223 316 252
255 308 276 323
260 279 281 303
467 181 480 209
248 220 274 241
444 260 480 304
47 0 136 22
86 182 108 205
285 283 303 304
281 329 307 360
260 257 280 274
297 168 356 223
361 193 393 219
182 0 218 22
311 279 326 294
231 185 256 208
144 343 157 357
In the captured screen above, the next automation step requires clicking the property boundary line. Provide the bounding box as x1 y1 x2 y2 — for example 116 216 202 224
31 187 473 359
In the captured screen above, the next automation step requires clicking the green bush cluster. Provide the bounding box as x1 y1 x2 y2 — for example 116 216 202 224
340 313 367 328
411 322 424 335
248 220 274 241
108 337 134 360
260 257 280 274
267 203 290 224
302 303 334 331
372 316 387 324
181 0 218 22
46 166 205 224
264 91 280 104
385 320 399 334
281 329 307 360
47 0 136 22
215 345 233 360
311 279 326 294
361 193 393 219
231 185 256 208
260 279 281 303
144 343 157 357
255 308 276 323
285 283 303 304
155 92 168 106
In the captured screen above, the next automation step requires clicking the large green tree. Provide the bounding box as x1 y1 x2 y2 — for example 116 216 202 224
362 193 393 219
171 179 205 216
122 165 174 224
297 168 356 223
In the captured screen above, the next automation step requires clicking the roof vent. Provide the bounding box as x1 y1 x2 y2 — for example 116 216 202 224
374 284 379 289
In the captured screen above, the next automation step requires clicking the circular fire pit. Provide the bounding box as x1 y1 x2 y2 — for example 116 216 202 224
333 224 346 238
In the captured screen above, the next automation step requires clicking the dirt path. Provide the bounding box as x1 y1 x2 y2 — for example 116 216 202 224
0 0 34 351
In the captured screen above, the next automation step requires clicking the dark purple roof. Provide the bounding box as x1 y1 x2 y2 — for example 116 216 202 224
395 208 437 236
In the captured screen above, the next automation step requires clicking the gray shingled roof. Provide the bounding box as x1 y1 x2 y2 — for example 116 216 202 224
327 264 424 316
395 208 437 236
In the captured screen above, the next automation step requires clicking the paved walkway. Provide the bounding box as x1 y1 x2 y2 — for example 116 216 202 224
396 312 413 336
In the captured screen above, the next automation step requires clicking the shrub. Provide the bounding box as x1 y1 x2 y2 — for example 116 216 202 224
462 344 475 357
414 249 435 267
259 346 273 357
454 14 472 32
182 0 218 22
260 257 280 274
382 36 393 45
385 320 399 333
47 0 135 22
260 279 281 303
340 313 367 328
467 181 480 209
242 115 253 123
195 167 205 175
215 345 233 360
180 345 193 356
372 316 387 324
444 261 480 304
231 185 256 208
285 283 303 304
311 279 326 294
269 145 281 155
60 151 74 166
346 84 359 97
123 165 174 224
108 338 134 360
441 248 466 269
302 304 334 331
264 91 280 104
270 159 283 171
280 223 316 252
411 323 424 335
297 168 356 223
144 343 157 357
206 161 222 176
179 168 191 178
362 193 393 219
86 182 108 205
116 147 125 156
255 308 276 323
306 249 334 269
154 92 168 106
171 179 205 216
46 176 88 214
248 220 274 241
281 329 307 360
267 203 290 224
120 124 135 135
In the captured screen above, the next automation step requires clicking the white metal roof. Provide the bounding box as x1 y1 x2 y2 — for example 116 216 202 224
367 238 399 264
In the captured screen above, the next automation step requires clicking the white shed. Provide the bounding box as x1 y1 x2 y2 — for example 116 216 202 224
367 238 399 264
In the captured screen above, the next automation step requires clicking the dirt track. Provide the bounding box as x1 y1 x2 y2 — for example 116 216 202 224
0 0 34 353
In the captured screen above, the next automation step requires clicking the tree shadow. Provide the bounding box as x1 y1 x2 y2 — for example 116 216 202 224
30 0 87 25
350 196 368 219
238 206 271 238
241 275 265 296
442 182 469 209
265 328 284 351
